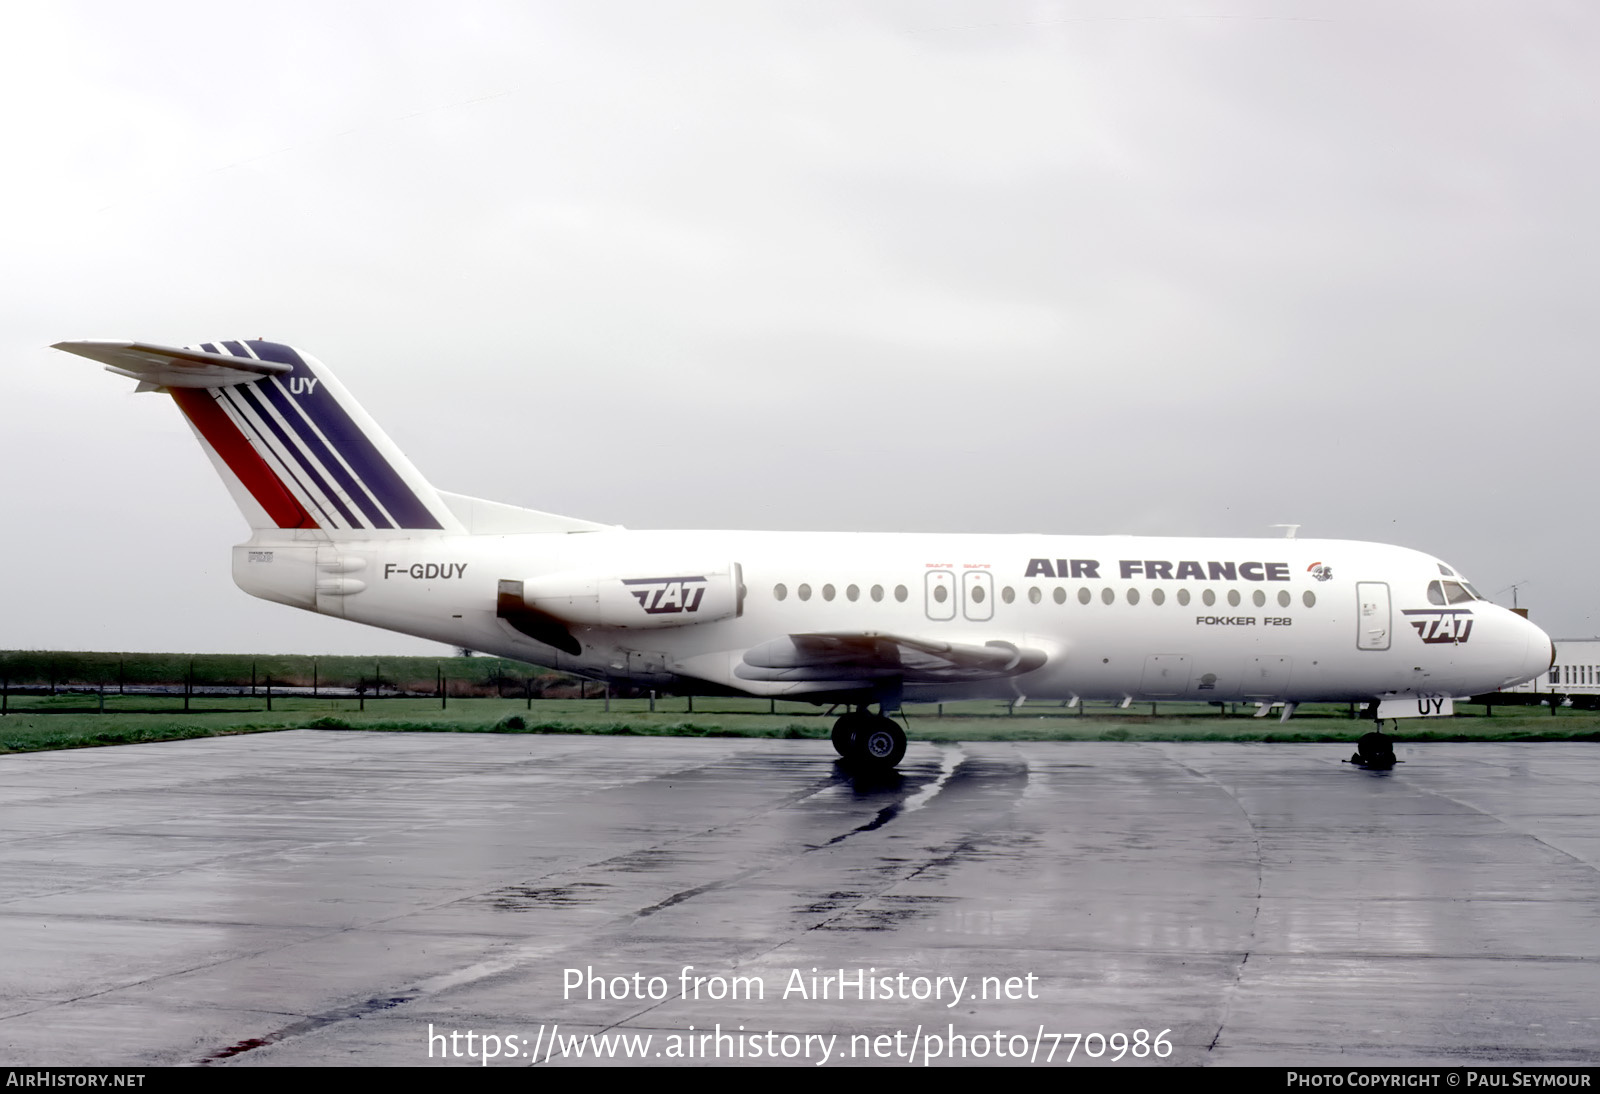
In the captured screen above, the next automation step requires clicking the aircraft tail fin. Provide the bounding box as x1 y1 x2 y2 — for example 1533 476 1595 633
54 339 464 534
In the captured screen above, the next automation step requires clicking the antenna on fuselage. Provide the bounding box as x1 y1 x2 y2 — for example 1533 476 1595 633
1270 524 1301 540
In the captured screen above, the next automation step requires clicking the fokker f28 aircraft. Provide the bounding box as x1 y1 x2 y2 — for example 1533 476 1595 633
56 339 1554 769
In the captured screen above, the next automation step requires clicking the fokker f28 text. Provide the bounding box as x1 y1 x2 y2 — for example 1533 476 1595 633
56 339 1555 769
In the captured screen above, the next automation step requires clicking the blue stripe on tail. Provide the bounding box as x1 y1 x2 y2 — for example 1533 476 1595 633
228 383 365 529
248 342 444 530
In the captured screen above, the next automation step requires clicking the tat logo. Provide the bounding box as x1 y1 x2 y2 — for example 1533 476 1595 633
1401 608 1474 645
1307 562 1333 582
622 576 709 614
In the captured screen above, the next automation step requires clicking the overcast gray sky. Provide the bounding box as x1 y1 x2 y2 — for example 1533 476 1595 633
5 0 1598 655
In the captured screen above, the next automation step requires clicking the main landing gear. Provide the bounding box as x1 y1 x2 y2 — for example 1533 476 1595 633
831 707 907 770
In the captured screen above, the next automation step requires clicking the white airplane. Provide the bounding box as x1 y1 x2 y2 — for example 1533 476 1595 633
55 338 1554 769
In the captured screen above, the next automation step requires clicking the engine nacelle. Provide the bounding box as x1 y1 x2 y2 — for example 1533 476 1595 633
520 563 743 629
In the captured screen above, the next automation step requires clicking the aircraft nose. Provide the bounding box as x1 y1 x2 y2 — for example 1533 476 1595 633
1518 617 1556 687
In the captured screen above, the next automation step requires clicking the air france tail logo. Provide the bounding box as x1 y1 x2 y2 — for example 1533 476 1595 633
1401 608 1473 645
288 377 320 396
623 576 708 614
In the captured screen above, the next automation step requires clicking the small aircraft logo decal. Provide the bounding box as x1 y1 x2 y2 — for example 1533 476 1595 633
1307 562 1333 582
1401 608 1473 645
622 576 709 614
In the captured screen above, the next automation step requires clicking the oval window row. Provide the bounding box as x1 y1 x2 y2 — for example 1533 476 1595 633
1003 586 1314 609
773 583 909 603
771 583 1316 609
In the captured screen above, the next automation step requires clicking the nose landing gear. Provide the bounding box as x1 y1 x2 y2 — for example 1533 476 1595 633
1346 724 1399 770
831 707 908 769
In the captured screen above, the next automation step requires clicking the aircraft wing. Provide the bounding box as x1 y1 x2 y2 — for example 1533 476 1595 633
734 632 1048 684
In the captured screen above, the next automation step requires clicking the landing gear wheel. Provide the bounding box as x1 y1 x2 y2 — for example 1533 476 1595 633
854 716 907 769
1347 726 1399 769
831 711 872 757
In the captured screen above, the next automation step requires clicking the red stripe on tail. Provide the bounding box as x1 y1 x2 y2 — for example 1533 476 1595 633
170 387 318 529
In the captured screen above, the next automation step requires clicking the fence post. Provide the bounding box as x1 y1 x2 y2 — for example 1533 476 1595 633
604 683 610 713
649 690 656 713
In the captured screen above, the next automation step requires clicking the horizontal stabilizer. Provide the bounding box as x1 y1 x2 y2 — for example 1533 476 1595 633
55 337 464 533
53 341 292 388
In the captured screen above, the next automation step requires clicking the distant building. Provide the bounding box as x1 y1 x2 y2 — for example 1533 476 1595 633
1494 637 1600 707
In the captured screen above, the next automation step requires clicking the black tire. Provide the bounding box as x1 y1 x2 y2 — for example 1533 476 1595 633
854 717 907 769
831 712 869 757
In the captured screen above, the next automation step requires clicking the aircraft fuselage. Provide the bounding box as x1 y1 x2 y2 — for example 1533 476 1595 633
233 529 1552 708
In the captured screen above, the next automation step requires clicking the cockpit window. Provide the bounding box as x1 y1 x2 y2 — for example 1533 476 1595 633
1428 579 1478 604
1462 582 1484 600
1438 564 1455 577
